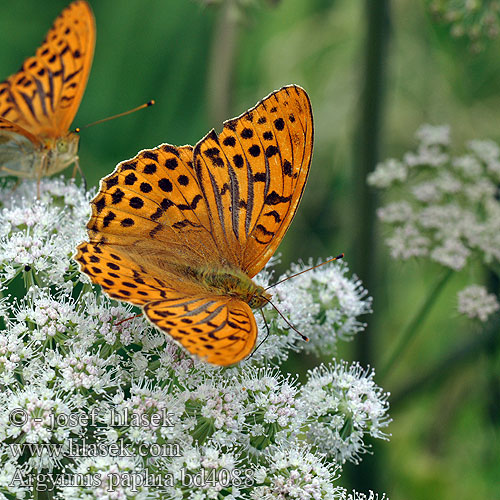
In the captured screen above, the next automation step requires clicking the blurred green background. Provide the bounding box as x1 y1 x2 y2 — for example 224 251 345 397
1 0 499 498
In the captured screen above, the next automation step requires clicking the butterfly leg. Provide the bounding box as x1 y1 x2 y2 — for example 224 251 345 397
9 177 21 194
114 312 143 326
0 166 26 176
36 153 50 199
249 310 271 360
36 165 43 199
72 158 87 191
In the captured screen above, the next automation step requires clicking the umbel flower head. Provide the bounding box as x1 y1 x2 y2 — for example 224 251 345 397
0 177 91 287
428 0 500 52
457 284 500 322
0 178 389 499
369 125 500 322
300 362 391 464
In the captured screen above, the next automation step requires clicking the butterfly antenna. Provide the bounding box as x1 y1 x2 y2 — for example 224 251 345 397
262 296 309 342
265 253 344 291
74 100 155 131
249 310 271 360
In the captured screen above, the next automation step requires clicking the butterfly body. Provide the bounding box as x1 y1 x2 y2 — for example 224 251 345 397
0 0 94 181
187 265 271 308
76 85 313 366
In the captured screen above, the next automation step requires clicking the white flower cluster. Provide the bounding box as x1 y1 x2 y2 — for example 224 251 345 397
252 258 372 361
369 125 500 268
0 177 91 286
303 362 391 464
428 0 500 52
369 125 500 322
457 284 500 322
0 178 389 499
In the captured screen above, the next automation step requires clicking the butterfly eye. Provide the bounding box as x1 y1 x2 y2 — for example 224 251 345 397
57 140 69 153
249 295 260 309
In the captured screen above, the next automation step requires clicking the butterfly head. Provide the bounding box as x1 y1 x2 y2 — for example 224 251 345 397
42 133 80 176
57 133 79 153
248 288 271 309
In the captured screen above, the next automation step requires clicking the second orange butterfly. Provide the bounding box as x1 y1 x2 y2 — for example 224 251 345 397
0 1 95 183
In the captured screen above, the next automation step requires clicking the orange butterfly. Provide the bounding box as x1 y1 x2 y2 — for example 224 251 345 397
0 1 95 183
76 85 313 366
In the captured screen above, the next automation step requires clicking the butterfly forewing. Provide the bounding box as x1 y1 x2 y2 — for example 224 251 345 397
0 0 95 138
86 144 222 272
194 85 313 277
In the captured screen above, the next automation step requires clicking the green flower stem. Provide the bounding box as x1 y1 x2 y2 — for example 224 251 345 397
352 0 390 367
390 313 500 410
380 267 454 380
349 1 390 493
23 269 35 290
38 489 54 500
207 0 240 125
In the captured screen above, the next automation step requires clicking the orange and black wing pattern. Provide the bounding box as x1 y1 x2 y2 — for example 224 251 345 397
76 85 313 366
194 85 313 277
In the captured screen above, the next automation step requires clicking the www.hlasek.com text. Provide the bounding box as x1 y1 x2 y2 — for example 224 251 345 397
7 438 181 459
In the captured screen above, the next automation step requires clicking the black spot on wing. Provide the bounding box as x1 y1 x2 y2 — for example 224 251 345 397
143 163 156 174
177 194 203 211
274 118 285 131
165 158 178 170
254 223 275 244
249 145 260 157
225 120 237 132
121 162 137 171
143 151 158 161
241 128 253 139
125 173 137 185
264 210 281 223
111 189 125 205
265 191 292 205
223 136 236 147
94 197 105 213
162 145 180 157
105 176 118 189
102 212 116 228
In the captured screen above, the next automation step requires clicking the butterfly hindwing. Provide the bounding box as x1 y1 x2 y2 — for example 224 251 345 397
194 84 313 277
144 295 257 366
76 241 259 365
